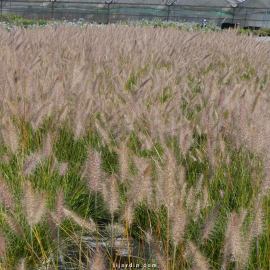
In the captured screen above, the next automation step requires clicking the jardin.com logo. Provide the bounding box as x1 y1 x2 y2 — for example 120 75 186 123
113 263 157 269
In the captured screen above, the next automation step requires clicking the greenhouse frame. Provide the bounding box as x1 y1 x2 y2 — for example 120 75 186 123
1 0 270 27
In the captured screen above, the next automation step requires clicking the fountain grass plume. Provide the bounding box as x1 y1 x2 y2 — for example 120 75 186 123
131 160 153 207
223 212 242 269
63 208 96 232
22 181 47 226
171 197 188 270
201 203 220 241
186 240 210 270
22 152 42 176
118 138 129 184
146 231 166 270
88 248 105 270
2 213 23 236
54 188 64 227
2 119 19 155
0 178 15 215
40 132 53 158
58 162 69 176
22 180 46 246
86 147 102 193
16 258 26 270
0 228 6 268
253 197 264 270
107 176 119 217
120 201 134 228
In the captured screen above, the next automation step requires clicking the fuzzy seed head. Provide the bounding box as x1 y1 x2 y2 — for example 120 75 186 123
0 178 15 214
58 162 69 176
87 147 102 193
88 248 105 270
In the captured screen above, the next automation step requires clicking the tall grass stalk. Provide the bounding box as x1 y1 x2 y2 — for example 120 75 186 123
172 243 176 270
166 208 170 270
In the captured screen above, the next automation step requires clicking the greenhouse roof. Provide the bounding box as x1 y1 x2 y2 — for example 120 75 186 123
237 0 270 8
171 0 270 9
226 0 245 7
171 0 246 8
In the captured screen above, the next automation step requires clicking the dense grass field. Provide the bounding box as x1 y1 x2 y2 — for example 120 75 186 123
0 20 270 269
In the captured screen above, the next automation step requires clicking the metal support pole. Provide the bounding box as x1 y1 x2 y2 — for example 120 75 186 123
167 5 170 21
264 12 267 28
107 3 109 24
232 7 235 24
1 0 2 15
248 9 250 28
51 0 56 19
244 9 247 28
